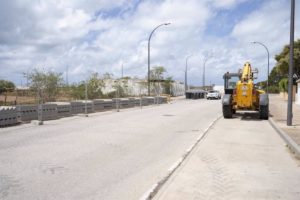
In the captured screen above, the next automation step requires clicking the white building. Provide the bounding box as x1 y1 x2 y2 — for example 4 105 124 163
102 78 185 97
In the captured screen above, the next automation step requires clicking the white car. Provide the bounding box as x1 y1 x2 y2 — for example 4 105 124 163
206 90 221 100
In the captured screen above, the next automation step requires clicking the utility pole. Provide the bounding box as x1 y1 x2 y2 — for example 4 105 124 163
185 55 193 93
287 0 295 126
66 65 69 86
121 63 124 78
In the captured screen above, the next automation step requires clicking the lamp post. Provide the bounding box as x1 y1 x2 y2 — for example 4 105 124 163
287 0 295 126
148 23 171 96
203 57 210 88
252 41 270 93
85 79 88 117
185 55 193 93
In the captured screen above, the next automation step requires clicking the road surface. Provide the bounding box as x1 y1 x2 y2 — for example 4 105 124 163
0 99 221 200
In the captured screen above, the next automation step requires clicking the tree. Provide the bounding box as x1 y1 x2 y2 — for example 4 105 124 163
162 76 174 95
274 39 300 80
0 80 15 105
102 72 113 80
0 80 15 94
148 66 174 95
268 66 284 87
87 73 105 99
26 69 63 102
150 66 166 81
149 66 166 95
70 73 104 100
70 83 85 99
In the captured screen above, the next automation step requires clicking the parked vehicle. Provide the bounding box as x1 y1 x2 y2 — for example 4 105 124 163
207 90 221 100
222 62 269 119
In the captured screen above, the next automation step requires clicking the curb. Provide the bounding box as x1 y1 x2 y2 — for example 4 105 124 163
269 117 300 158
140 115 222 200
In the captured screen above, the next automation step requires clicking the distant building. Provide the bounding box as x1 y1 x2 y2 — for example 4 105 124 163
102 78 184 97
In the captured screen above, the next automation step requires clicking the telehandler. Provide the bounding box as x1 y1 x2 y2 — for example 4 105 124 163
222 62 269 119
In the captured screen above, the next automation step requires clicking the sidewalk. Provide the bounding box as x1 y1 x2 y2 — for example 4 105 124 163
269 94 300 146
152 101 300 200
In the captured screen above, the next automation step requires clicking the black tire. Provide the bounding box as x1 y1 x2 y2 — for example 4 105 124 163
223 105 233 118
259 105 269 120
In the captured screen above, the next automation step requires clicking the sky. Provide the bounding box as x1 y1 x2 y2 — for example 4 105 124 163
0 0 299 86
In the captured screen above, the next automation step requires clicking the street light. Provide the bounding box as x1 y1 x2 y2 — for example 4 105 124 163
252 41 270 93
148 23 171 96
85 79 88 117
203 57 211 88
185 55 193 93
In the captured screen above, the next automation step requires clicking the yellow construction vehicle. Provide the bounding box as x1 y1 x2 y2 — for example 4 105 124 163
222 62 269 119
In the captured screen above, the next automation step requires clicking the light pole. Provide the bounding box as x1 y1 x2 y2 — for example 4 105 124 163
287 0 295 126
148 23 171 96
85 79 88 117
185 55 193 93
252 41 270 93
203 57 210 89
121 63 124 78
114 80 121 112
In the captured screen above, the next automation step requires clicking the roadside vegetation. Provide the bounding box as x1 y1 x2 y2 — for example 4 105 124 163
0 66 174 105
260 38 300 93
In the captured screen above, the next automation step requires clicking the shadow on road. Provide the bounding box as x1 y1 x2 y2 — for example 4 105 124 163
232 112 264 121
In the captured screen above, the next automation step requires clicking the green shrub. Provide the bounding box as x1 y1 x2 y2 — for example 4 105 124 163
267 85 280 93
278 78 288 92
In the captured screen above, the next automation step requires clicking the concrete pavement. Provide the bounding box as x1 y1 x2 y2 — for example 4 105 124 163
154 112 300 200
269 94 300 146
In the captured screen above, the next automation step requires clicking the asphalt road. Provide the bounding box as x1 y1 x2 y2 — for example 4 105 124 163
0 98 221 200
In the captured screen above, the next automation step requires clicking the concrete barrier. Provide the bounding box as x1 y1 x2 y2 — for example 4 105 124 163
93 99 104 111
17 105 38 122
143 97 155 105
40 104 58 121
133 97 142 106
154 96 167 104
101 99 113 110
17 104 59 122
3 96 167 127
0 106 18 127
128 98 137 107
70 101 84 114
47 102 71 118
185 90 206 99
70 101 94 114
113 98 134 109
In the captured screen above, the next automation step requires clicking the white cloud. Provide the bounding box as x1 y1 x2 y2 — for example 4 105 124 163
209 0 247 9
0 0 299 86
230 0 300 81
